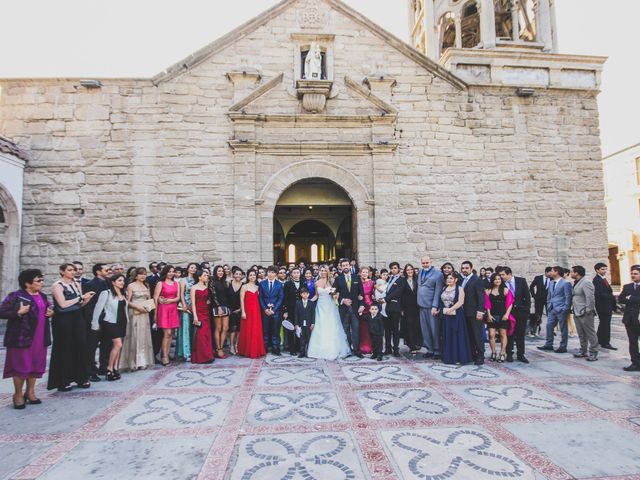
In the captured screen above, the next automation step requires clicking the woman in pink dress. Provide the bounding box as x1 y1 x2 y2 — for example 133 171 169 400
359 266 374 354
153 265 180 366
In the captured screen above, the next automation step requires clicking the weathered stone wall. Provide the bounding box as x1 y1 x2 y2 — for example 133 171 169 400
0 0 607 282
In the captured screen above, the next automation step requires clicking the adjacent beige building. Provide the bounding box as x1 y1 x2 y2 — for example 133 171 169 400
602 143 640 285
0 0 608 282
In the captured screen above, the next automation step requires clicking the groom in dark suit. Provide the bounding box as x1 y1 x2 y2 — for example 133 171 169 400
335 258 365 358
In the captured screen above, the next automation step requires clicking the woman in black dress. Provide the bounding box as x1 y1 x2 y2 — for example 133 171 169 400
227 268 244 355
209 265 231 359
48 263 95 391
401 264 423 355
92 274 128 380
485 273 513 363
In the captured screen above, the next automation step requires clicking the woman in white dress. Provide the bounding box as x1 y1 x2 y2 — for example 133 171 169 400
307 266 351 360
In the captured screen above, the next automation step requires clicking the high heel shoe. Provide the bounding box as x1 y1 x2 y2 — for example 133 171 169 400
113 370 121 380
217 349 227 359
24 393 42 405
490 352 497 362
161 358 170 367
106 370 117 381
13 396 26 409
497 353 505 363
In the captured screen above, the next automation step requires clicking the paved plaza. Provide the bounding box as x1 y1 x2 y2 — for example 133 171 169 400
1 319 639 480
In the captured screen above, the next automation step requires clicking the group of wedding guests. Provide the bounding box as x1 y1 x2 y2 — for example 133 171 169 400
2 256 638 410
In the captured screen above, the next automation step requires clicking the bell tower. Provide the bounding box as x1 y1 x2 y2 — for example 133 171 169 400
410 0 557 60
408 0 603 92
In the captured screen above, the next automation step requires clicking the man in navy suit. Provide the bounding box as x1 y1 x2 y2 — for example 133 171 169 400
618 265 640 371
593 262 618 350
499 266 531 363
460 261 487 365
335 258 365 357
538 266 572 353
259 266 285 355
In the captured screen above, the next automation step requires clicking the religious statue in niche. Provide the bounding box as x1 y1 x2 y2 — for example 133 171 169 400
304 43 323 80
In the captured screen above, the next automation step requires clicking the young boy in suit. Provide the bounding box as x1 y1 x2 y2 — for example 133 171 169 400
295 287 315 358
368 302 384 361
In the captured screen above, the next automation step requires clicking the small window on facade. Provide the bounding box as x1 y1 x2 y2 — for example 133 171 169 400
311 244 319 263
288 244 296 263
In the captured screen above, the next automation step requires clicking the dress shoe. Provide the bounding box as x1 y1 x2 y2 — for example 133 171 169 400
554 348 567 353
24 394 42 405
623 364 640 372
89 374 102 382
433 354 441 360
273 349 281 356
13 398 26 410
355 352 364 359
506 354 514 363
601 344 618 350
586 355 598 362
298 353 306 358
376 355 383 361
392 351 400 358
517 355 530 364
537 346 554 351
573 352 588 358
57 385 73 392
474 359 484 366
423 352 434 359
383 350 392 356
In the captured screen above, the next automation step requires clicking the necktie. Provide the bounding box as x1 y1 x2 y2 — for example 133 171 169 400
508 280 515 294
544 278 549 289
346 275 351 291
603 277 609 288
303 300 307 308
421 270 426 282
269 281 273 293
552 281 556 294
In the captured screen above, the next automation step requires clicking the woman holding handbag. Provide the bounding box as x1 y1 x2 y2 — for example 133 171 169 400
191 269 214 363
122 267 155 371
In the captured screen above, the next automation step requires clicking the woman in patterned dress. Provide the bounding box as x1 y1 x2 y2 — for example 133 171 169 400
177 263 198 361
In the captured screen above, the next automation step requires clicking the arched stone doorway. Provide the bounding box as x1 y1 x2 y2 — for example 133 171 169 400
274 178 354 263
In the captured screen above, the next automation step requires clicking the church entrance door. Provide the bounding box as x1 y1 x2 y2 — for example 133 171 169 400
273 178 355 264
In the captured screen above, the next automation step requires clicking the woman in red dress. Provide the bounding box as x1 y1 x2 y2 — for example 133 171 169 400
190 270 214 364
237 270 266 359
359 266 374 354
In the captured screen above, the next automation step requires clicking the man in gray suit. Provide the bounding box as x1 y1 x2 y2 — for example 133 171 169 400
537 266 572 353
570 265 598 361
417 256 444 359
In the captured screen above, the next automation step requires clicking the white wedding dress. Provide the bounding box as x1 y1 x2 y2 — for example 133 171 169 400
307 286 352 360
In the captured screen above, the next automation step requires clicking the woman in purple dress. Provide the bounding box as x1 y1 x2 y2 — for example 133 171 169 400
0 269 53 409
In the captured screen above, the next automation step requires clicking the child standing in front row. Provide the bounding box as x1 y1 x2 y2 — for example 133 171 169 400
368 303 384 361
295 287 315 358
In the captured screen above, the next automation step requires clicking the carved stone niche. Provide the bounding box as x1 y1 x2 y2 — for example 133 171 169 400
296 79 333 113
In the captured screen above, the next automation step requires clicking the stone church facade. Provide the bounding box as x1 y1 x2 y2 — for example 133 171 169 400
0 0 607 287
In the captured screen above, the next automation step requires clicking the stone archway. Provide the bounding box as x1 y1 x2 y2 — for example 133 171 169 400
257 160 375 266
0 184 20 298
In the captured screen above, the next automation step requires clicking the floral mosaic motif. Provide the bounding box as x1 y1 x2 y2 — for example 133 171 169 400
464 386 568 412
251 392 340 422
389 429 528 479
126 395 222 426
239 434 356 480
345 365 415 384
361 388 449 417
428 363 500 380
260 367 329 386
163 369 237 388
266 355 318 365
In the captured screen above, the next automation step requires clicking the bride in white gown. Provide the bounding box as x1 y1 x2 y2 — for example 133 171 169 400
307 266 351 360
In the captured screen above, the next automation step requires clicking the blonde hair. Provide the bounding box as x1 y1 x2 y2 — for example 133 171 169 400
318 265 334 287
